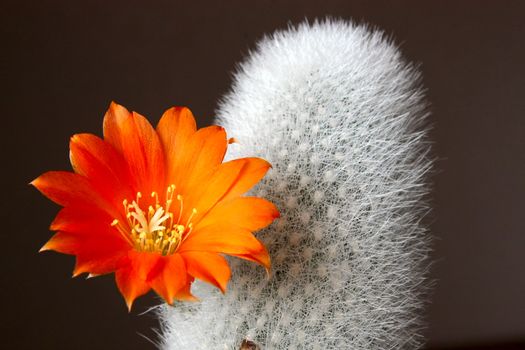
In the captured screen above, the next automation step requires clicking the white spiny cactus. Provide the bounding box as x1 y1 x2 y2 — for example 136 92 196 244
158 20 432 350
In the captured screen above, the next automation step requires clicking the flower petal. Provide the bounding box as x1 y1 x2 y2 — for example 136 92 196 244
221 157 271 202
150 254 188 305
73 252 128 277
50 206 115 234
183 158 244 223
102 102 165 195
181 251 231 293
174 281 198 301
31 171 115 214
156 107 197 184
102 102 131 153
115 251 161 311
157 107 227 194
182 126 227 190
69 133 136 206
196 197 279 232
179 225 270 271
168 125 227 196
187 158 271 225
49 205 133 249
40 231 129 276
41 230 128 254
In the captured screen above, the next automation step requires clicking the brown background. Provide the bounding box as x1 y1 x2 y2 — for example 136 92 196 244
2 1 524 349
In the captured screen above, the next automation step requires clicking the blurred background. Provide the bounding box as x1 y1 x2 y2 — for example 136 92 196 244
2 1 524 349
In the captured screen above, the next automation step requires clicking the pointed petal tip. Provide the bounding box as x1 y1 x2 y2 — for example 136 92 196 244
160 287 175 306
175 285 199 302
259 251 272 277
106 100 130 117
72 270 83 278
72 264 92 278
214 280 228 294
209 125 225 133
38 243 50 253
29 173 49 188
258 158 271 168
265 266 272 280
125 297 134 312
173 294 199 302
251 157 272 174
162 105 191 116
211 279 228 294
69 133 86 145
261 254 271 279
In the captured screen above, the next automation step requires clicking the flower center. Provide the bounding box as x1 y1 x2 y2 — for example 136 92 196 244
111 184 197 255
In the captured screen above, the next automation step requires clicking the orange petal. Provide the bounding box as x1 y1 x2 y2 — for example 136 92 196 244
174 281 198 301
229 250 271 276
182 126 228 192
157 107 226 194
73 252 128 277
31 171 114 214
181 251 231 293
168 125 227 195
196 197 279 232
150 254 188 305
40 231 130 276
178 225 270 272
183 158 246 223
188 158 271 225
47 205 133 262
221 157 271 202
50 206 121 235
40 230 128 254
39 231 77 254
69 133 136 206
102 102 165 195
115 251 162 311
53 209 132 247
156 107 197 184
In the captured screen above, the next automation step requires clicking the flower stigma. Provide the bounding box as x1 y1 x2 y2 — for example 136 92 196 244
111 184 197 255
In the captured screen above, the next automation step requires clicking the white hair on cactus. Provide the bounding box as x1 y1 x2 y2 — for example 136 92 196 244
157 19 432 349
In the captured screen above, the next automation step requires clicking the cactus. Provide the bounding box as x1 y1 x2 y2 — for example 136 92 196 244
158 20 432 350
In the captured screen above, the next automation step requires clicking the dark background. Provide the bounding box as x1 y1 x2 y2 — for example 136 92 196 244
2 1 524 349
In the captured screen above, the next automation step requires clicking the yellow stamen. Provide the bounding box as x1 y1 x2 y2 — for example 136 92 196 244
110 184 198 255
176 194 183 224
110 219 134 246
186 208 197 226
151 191 159 208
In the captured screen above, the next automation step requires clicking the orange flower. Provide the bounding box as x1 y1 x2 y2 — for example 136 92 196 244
32 102 279 310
